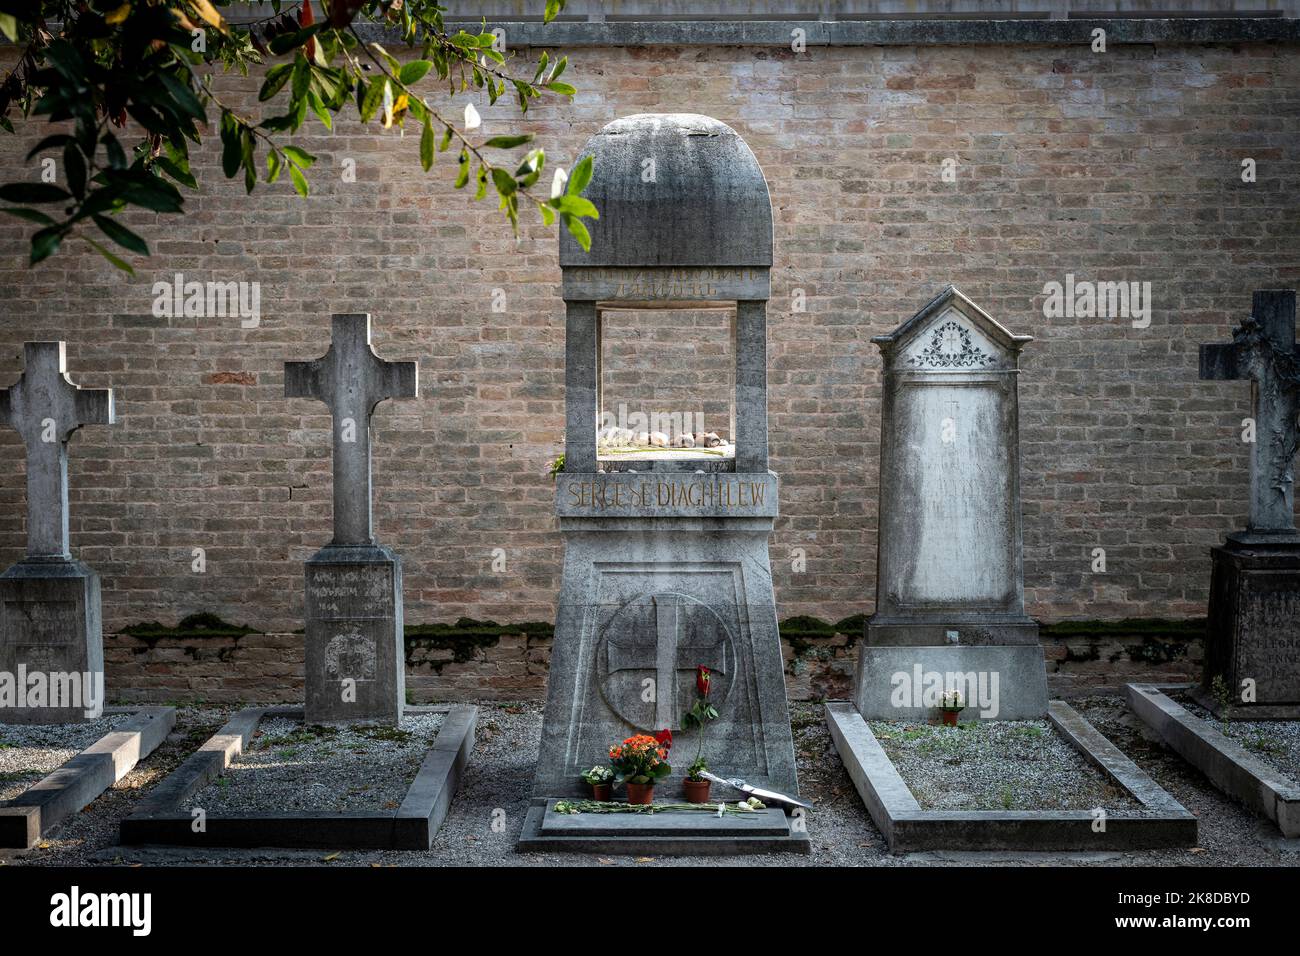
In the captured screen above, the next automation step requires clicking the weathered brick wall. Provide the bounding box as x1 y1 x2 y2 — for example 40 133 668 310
2 40 1298 696
103 620 1205 705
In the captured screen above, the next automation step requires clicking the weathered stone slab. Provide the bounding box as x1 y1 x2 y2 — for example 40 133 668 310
825 701 1197 853
518 800 809 855
562 266 770 303
853 645 1048 721
1126 684 1300 838
304 545 404 726
555 472 778 519
0 706 174 848
121 705 476 850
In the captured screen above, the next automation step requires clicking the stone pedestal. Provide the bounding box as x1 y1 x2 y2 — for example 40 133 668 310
534 504 797 797
1194 534 1300 719
304 545 404 725
0 559 104 725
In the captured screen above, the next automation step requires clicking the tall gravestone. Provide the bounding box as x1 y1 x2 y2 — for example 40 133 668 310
285 314 418 725
0 342 114 724
1196 289 1300 718
856 287 1047 721
533 114 798 799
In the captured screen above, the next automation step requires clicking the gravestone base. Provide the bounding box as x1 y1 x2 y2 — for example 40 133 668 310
304 544 405 726
0 559 104 725
855 623 1048 721
1193 535 1300 720
533 518 798 800
517 798 810 855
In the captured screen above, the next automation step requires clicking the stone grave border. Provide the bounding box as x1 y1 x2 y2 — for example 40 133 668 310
1126 683 1300 839
516 799 812 856
0 705 175 849
825 700 1197 853
119 704 477 851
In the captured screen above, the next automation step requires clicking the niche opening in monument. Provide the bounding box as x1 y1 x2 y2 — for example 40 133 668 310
596 305 736 471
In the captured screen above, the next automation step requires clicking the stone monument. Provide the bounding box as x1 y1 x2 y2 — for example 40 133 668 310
1195 289 1300 718
285 314 418 725
0 342 114 724
532 114 799 808
856 286 1047 721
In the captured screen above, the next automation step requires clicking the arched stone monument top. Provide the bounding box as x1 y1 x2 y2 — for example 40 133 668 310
559 113 773 269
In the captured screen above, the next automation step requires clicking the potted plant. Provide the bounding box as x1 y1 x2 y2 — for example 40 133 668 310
580 765 614 801
939 688 963 726
681 665 720 802
609 730 672 804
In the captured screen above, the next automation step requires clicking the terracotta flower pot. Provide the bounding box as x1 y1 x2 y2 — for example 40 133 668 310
625 782 655 805
683 778 711 803
940 710 959 727
589 782 611 801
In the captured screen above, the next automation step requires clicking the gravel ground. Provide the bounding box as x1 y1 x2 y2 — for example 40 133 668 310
181 714 445 813
1177 696 1300 783
0 713 133 802
1 696 1298 867
869 719 1138 812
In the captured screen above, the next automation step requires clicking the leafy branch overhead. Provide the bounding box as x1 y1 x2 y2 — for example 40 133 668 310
0 0 598 273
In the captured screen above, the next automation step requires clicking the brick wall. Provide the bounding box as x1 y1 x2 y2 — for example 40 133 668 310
1 40 1298 700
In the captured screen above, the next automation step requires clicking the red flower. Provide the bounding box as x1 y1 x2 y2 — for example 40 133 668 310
654 728 673 750
696 665 712 697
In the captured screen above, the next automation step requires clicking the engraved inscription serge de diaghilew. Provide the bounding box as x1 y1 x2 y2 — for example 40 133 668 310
307 567 393 618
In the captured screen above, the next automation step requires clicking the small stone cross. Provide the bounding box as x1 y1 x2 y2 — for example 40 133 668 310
1200 290 1300 534
285 314 418 547
0 342 115 560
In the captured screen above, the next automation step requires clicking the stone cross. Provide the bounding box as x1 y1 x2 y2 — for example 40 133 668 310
285 314 418 547
0 342 115 560
606 593 728 729
1200 290 1300 534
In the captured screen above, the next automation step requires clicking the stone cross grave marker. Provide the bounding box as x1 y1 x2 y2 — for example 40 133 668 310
1199 290 1300 537
1196 290 1300 717
285 314 418 725
0 342 114 723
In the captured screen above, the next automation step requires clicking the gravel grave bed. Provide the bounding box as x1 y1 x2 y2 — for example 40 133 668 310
1175 694 1300 784
0 713 133 802
868 719 1140 812
181 713 445 814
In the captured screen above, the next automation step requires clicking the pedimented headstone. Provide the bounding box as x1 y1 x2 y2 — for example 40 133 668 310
0 343 114 724
525 115 803 853
1195 290 1300 718
856 286 1047 721
285 314 418 725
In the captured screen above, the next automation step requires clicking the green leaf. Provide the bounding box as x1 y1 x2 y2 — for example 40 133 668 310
92 214 149 255
25 135 73 162
83 236 133 274
545 81 576 96
439 126 453 152
562 213 591 252
553 194 598 219
62 143 86 199
567 155 593 195
259 63 295 102
30 226 64 265
454 150 470 189
538 203 554 226
359 78 386 123
491 168 516 196
0 13 17 42
399 60 433 86
159 72 206 121
282 146 316 169
1 207 57 225
0 183 71 204
269 24 323 56
544 0 564 24
220 116 242 178
550 56 567 82
420 120 434 172
483 134 533 149
267 150 284 185
288 164 309 197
